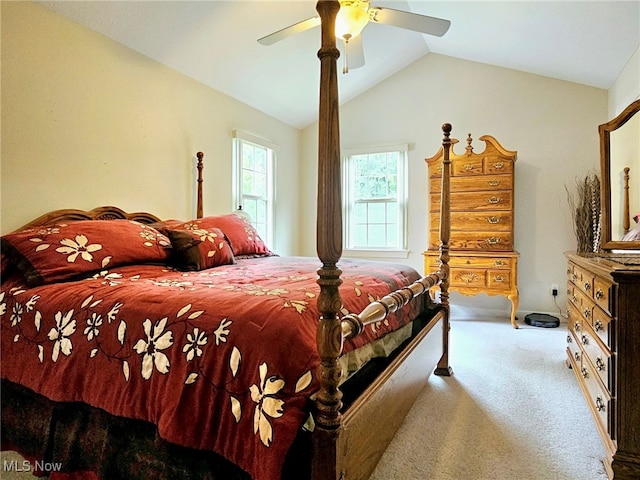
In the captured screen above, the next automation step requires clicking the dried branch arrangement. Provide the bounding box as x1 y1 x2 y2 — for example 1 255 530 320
566 173 601 254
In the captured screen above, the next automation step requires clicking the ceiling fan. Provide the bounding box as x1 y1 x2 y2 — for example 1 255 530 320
257 0 451 73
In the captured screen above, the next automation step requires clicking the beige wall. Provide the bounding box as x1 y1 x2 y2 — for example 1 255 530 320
301 53 609 317
1 1 301 255
3 1 637 320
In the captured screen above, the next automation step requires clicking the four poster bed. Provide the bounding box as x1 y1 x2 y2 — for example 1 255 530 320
0 2 453 480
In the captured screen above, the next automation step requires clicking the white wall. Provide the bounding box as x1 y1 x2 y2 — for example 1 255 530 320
0 2 301 256
608 46 640 116
301 53 609 318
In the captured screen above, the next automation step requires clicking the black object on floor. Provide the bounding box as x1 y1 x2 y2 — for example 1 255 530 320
524 313 560 328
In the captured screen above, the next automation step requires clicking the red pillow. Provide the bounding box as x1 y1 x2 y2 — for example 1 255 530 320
165 226 235 271
0 220 171 287
183 214 272 256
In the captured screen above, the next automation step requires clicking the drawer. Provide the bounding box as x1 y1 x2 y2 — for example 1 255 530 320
450 268 487 288
580 322 612 392
566 329 582 366
572 264 596 298
592 307 614 350
567 303 583 336
434 231 513 251
581 355 613 439
447 191 513 211
569 287 594 323
593 276 614 316
452 158 484 176
484 157 513 174
430 211 512 231
487 269 512 289
431 174 513 193
424 255 514 270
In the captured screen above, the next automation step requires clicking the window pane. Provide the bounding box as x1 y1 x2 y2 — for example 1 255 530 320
354 202 367 224
243 145 255 170
367 224 385 247
354 225 367 246
243 198 257 221
256 199 267 224
254 172 267 197
386 201 398 223
367 202 386 222
386 224 398 247
254 147 267 172
243 170 255 195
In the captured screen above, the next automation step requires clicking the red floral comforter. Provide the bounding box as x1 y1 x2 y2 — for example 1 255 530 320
1 256 425 480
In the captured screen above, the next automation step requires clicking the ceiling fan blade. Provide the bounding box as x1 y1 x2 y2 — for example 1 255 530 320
257 16 321 46
370 7 451 37
345 34 365 69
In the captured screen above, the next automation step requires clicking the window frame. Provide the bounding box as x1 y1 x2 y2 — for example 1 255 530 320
342 144 409 259
232 129 277 248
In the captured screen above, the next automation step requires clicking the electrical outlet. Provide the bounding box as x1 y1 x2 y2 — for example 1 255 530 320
551 283 559 296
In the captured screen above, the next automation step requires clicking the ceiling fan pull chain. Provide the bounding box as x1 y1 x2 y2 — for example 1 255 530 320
343 34 351 74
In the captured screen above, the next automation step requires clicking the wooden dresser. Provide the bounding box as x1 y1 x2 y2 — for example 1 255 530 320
565 252 640 479
424 134 520 328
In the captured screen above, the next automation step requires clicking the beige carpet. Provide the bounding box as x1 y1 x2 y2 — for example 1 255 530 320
369 315 609 480
1 316 609 480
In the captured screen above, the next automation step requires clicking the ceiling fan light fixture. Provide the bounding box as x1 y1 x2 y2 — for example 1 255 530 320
335 1 370 41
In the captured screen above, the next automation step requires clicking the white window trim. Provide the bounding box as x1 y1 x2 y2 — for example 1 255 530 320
232 129 278 248
342 143 410 258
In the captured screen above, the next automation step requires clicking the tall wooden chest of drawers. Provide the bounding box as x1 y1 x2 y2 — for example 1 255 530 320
565 252 640 479
424 134 519 328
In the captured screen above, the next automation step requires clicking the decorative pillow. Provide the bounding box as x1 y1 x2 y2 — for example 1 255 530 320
0 220 171 287
165 226 235 271
185 214 272 256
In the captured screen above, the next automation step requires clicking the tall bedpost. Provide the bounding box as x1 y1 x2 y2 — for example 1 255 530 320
196 151 204 219
313 1 344 480
435 123 453 376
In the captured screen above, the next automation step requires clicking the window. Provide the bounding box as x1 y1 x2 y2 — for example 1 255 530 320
232 130 277 247
343 144 408 256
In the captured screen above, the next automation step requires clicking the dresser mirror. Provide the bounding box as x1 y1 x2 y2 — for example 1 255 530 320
599 98 640 251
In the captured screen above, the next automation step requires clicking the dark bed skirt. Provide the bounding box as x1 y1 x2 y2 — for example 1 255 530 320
1 380 311 480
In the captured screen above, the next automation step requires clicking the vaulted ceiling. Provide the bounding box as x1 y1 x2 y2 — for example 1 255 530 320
37 1 640 128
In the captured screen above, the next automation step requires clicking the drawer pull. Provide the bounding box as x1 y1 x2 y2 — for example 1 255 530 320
487 216 501 224
494 260 505 266
458 272 480 284
581 367 589 378
464 164 474 171
584 282 591 291
486 237 501 245
595 396 606 412
572 273 577 281
574 351 581 362
595 289 604 300
566 334 572 343
596 357 606 371
487 180 500 186
581 334 589 345
594 320 603 332
574 321 580 332
583 309 591 318
493 162 504 170
488 196 502 204
493 275 505 282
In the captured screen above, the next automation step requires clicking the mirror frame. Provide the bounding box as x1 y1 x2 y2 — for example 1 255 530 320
599 98 640 251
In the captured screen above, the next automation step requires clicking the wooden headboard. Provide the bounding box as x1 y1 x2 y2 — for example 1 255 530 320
17 206 162 231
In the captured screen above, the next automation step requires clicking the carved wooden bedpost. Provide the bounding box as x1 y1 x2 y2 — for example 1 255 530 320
313 1 343 480
435 124 453 376
196 151 204 219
